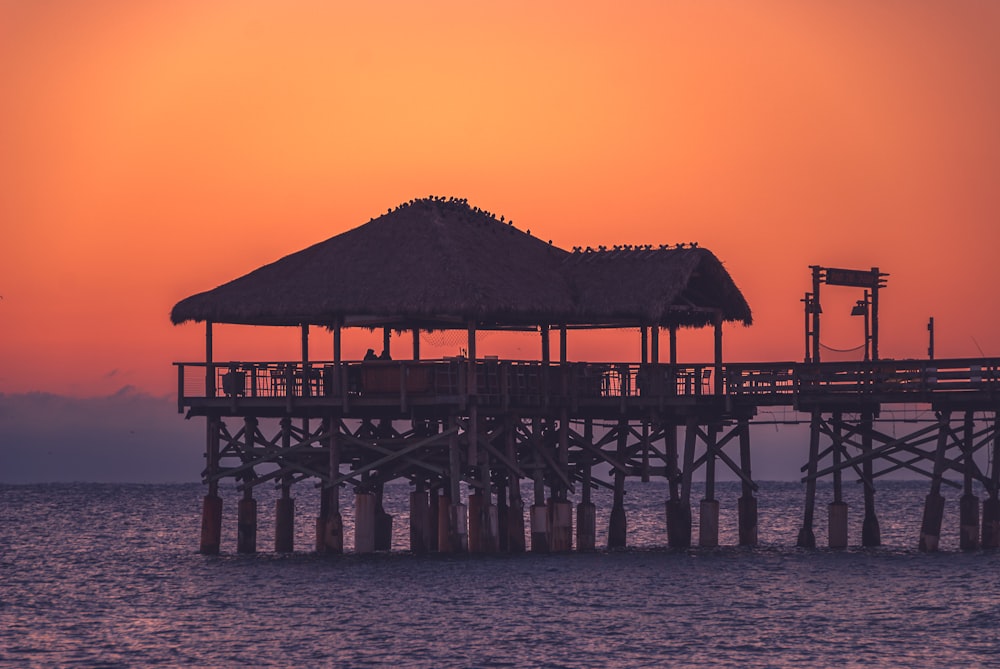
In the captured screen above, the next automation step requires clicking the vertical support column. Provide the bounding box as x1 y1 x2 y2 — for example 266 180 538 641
410 480 430 554
828 413 848 549
275 418 295 553
549 409 572 552
237 487 257 554
959 411 980 550
530 418 549 553
374 480 393 551
712 313 723 396
737 417 758 547
506 416 526 553
436 485 451 553
797 410 821 548
199 416 223 555
608 419 628 548
238 416 257 554
319 421 343 554
448 417 467 553
983 413 1000 548
699 423 719 548
577 418 597 552
429 482 440 552
355 487 376 554
919 411 950 552
861 411 881 547
665 419 686 547
673 416 697 548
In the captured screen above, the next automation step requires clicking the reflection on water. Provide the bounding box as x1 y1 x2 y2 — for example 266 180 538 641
1 482 997 668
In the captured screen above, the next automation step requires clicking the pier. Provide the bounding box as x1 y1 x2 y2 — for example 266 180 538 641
172 198 1000 554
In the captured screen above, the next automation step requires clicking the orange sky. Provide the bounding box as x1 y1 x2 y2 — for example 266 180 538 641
2 0 1000 397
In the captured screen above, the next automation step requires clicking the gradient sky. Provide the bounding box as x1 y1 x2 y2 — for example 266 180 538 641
3 0 1000 399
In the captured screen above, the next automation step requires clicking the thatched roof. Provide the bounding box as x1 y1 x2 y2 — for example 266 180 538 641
171 197 751 330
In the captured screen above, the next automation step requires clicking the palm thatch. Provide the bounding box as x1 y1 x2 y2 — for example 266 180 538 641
170 197 751 330
563 246 752 327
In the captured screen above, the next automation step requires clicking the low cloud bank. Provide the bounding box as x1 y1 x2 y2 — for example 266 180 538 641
0 388 816 484
0 388 204 483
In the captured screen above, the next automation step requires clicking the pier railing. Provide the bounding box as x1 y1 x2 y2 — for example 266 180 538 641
175 357 1000 412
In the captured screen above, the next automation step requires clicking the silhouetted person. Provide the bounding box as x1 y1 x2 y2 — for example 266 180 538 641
364 348 378 361
379 349 392 360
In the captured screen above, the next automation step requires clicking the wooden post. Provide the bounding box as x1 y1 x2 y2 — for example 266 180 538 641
382 326 391 358
448 417 467 552
669 325 678 365
412 327 420 360
559 324 567 363
205 321 215 398
960 411 980 550
506 416 526 553
737 417 757 546
641 326 648 365
828 413 848 549
651 325 659 364
811 266 822 363
374 480 393 551
577 418 596 552
319 422 343 554
919 411 950 552
983 413 1000 548
199 416 223 555
355 490 376 553
797 410 821 548
673 416 697 548
410 482 430 554
237 487 257 554
540 324 550 364
608 419 628 548
665 418 686 548
699 423 719 548
713 312 723 395
861 411 881 547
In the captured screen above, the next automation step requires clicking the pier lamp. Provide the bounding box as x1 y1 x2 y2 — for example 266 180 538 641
851 291 871 361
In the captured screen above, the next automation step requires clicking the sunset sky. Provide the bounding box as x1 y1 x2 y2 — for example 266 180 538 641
3 0 1000 401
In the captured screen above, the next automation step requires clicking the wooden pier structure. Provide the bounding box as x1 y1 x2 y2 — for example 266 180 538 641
172 198 1000 555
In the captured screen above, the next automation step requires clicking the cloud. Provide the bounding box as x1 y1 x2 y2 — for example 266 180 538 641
0 388 204 483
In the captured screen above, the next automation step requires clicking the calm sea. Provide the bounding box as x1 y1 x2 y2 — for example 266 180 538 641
1 480 998 668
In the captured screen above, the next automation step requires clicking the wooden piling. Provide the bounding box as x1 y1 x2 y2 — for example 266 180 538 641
409 487 430 554
549 498 573 552
960 412 979 550
449 502 468 553
237 491 257 554
505 417 526 553
436 490 451 553
355 491 376 553
797 410 820 548
919 411 950 552
374 482 393 551
699 499 719 548
199 493 223 555
737 418 758 546
860 411 881 547
699 423 718 548
608 419 628 549
275 490 295 553
984 414 1000 548
828 416 848 549
468 492 483 552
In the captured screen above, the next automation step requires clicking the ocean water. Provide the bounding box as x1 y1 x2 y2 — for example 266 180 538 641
1 481 999 668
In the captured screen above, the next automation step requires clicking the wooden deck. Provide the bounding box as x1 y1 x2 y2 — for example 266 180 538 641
178 356 1000 417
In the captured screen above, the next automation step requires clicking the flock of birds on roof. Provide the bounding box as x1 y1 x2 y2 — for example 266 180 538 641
371 196 701 252
377 195 518 231
570 242 699 253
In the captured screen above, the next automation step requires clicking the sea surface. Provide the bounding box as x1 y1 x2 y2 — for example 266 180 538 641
2 480 999 668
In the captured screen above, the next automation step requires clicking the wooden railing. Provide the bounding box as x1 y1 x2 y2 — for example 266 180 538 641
175 357 1000 411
